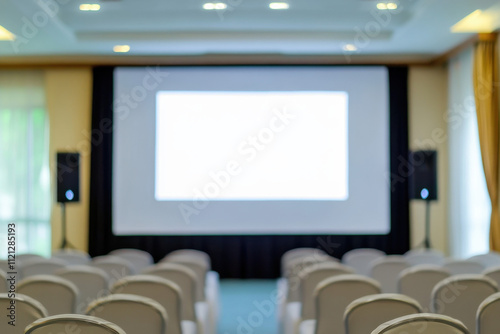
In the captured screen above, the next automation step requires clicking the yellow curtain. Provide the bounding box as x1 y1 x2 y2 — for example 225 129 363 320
473 33 500 251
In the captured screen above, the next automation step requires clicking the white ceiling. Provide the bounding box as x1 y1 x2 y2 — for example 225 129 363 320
0 0 499 61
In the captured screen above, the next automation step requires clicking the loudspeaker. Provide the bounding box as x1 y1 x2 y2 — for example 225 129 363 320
409 150 437 200
56 152 80 203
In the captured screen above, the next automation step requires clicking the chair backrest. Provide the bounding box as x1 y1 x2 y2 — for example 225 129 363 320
24 314 127 334
142 262 198 321
372 313 469 334
17 275 79 315
483 265 500 288
0 260 9 273
91 255 135 284
17 253 45 265
162 254 208 301
315 274 381 334
55 265 110 313
19 258 66 278
0 269 6 293
300 262 355 320
167 249 212 269
52 249 91 266
110 275 183 334
432 274 498 334
476 291 500 334
398 265 450 310
109 248 154 273
281 248 327 274
285 254 339 302
0 293 48 334
404 250 446 266
370 255 410 293
342 248 386 276
86 293 168 334
444 260 485 275
344 293 422 334
469 252 500 269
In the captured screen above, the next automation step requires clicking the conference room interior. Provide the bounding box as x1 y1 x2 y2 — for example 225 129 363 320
2 1 500 334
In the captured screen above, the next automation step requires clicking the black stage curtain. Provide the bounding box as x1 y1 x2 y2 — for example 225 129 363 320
89 66 410 278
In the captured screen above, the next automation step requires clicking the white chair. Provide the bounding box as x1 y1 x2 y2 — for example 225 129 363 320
24 314 126 334
167 249 212 269
143 262 207 333
398 265 450 310
0 293 48 334
111 275 196 334
17 253 45 265
281 248 328 275
109 248 154 273
404 249 446 266
344 293 422 334
91 255 135 284
477 291 500 334
483 265 500 288
0 269 6 293
370 255 410 293
55 265 110 313
52 249 91 266
299 274 381 334
285 262 354 334
17 275 79 315
86 293 168 334
342 248 386 276
444 260 485 275
372 313 469 334
432 274 498 334
0 260 10 273
18 258 66 278
469 252 500 269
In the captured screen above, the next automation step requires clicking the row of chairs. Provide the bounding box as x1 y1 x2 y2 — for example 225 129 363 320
0 248 219 334
278 247 500 334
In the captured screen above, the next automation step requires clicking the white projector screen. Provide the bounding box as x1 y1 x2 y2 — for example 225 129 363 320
113 66 390 235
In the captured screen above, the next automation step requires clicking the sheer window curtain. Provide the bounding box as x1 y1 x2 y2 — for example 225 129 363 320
448 47 491 258
0 71 51 258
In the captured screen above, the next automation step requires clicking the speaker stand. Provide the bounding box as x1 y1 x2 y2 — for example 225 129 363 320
417 199 432 249
60 202 76 249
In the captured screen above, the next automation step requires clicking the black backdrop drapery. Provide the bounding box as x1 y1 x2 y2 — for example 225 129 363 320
89 65 410 278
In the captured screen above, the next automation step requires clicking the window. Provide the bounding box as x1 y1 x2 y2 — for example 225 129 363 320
0 71 51 258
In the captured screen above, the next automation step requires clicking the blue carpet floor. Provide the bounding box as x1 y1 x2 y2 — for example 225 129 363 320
218 280 278 334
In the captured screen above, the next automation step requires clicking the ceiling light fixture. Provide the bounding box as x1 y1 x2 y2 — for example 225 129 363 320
386 3 398 10
451 9 495 33
113 45 130 53
376 3 387 10
269 2 289 10
342 44 357 52
0 25 15 41
377 2 397 10
79 4 101 11
203 3 227 10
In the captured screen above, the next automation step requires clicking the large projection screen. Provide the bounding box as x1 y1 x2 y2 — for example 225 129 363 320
113 66 390 235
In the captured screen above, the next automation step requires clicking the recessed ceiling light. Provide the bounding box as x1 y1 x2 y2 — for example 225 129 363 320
203 3 227 10
343 44 357 52
79 4 101 11
0 25 15 41
376 3 387 10
386 3 398 10
113 45 130 53
269 2 289 10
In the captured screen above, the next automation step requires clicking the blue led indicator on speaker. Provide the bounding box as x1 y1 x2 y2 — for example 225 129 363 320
420 188 429 200
65 190 74 201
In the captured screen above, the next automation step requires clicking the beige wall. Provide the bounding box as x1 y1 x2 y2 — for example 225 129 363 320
45 68 93 252
408 66 449 254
